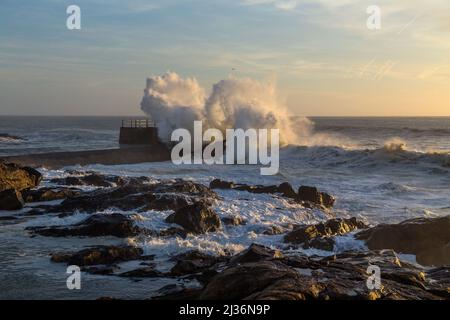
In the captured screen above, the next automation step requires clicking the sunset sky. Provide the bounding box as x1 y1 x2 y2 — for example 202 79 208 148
0 0 449 116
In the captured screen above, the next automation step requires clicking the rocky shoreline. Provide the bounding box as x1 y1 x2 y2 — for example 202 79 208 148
0 161 449 300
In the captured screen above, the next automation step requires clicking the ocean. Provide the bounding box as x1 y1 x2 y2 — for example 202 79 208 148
0 116 449 299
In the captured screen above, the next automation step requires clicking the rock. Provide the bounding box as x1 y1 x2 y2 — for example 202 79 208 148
230 244 283 265
297 186 336 208
0 162 42 192
119 267 163 278
221 215 246 226
27 213 142 238
302 237 335 251
50 245 143 266
45 180 217 215
165 202 221 234
356 216 450 267
0 189 25 210
284 217 367 244
158 227 187 238
262 225 290 235
83 265 120 275
195 246 449 300
152 286 203 300
278 182 297 198
50 173 116 187
210 179 234 189
169 251 222 276
22 187 80 203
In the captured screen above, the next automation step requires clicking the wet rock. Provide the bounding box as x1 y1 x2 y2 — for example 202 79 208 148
284 217 367 244
196 247 449 300
165 202 221 234
22 187 80 203
230 244 283 265
0 162 42 192
262 225 290 235
119 266 163 278
152 286 203 300
0 189 25 210
45 180 217 215
157 227 187 238
302 237 335 251
210 179 234 189
278 182 297 198
169 251 222 276
50 245 143 266
50 173 117 188
297 186 335 208
356 215 450 266
83 265 120 275
28 213 142 238
221 215 246 226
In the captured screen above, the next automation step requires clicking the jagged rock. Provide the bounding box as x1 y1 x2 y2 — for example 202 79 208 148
284 217 367 244
0 162 42 192
50 245 143 266
45 180 217 215
169 251 222 276
195 247 449 300
22 187 80 203
158 227 187 238
221 215 246 226
278 182 297 198
210 179 234 189
303 237 335 251
119 266 163 278
165 202 221 234
82 265 120 275
297 186 335 208
262 225 290 235
0 189 25 210
50 173 118 187
230 244 283 265
356 216 450 266
152 286 203 300
27 213 142 238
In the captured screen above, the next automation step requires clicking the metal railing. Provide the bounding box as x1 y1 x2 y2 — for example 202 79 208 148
121 119 155 128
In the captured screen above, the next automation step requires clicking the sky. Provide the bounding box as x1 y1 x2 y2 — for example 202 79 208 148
0 0 449 116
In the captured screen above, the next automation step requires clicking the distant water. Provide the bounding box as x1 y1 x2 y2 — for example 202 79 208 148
0 116 449 299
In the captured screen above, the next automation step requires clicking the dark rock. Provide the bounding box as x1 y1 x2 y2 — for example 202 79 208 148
230 244 283 265
0 162 42 192
50 245 143 266
27 213 142 238
262 225 290 235
221 215 246 226
119 266 163 278
152 286 203 300
158 227 187 238
22 187 80 203
356 215 450 267
165 202 221 234
210 179 234 189
297 186 336 208
284 218 367 244
303 237 335 251
45 180 217 215
82 265 120 275
50 173 115 187
0 189 25 210
195 246 449 300
278 182 297 198
169 250 222 276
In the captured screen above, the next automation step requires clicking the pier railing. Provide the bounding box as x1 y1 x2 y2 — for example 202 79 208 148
121 119 155 128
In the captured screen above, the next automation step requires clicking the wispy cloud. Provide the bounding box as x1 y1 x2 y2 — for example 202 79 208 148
241 0 299 11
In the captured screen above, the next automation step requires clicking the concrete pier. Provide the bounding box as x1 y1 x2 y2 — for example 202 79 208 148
3 144 171 169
